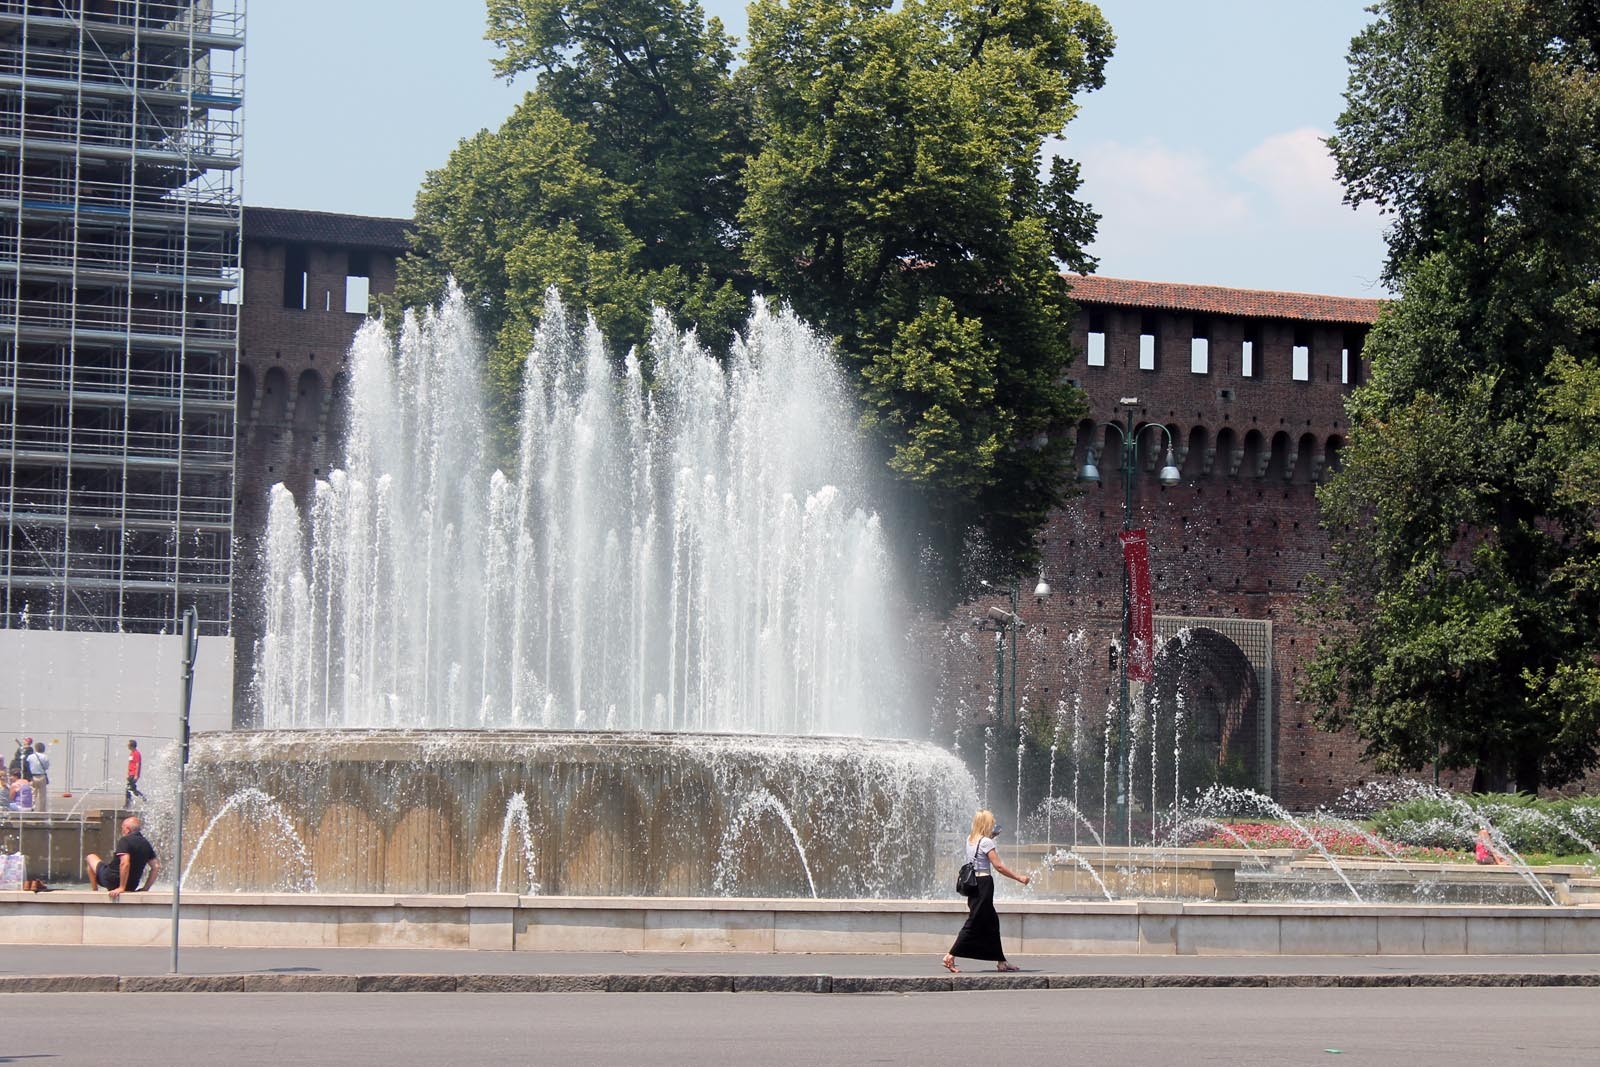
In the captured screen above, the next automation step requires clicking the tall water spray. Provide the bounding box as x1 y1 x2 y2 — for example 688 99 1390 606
257 288 908 734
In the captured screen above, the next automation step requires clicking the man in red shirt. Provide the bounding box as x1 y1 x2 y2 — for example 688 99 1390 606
124 739 144 807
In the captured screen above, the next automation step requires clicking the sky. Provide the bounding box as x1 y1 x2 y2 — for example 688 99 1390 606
245 0 1388 298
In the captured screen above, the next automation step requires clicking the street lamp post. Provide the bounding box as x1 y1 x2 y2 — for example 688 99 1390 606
1079 397 1180 846
974 578 1052 727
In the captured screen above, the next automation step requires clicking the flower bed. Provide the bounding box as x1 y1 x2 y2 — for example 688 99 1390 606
1186 821 1459 861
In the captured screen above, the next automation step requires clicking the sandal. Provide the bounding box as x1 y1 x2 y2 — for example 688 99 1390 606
996 962 1021 972
941 955 960 974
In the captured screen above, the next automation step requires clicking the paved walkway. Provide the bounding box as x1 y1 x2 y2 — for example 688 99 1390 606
3 945 1599 992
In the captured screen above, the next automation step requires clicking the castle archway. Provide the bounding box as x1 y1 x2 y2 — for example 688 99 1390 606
1148 626 1261 804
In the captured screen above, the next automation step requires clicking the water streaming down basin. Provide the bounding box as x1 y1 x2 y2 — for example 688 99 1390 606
181 730 972 897
190 289 979 897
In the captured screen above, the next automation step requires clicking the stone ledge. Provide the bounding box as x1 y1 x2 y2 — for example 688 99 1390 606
456 973 607 992
951 973 1050 990
732 974 832 993
353 974 458 992
0 975 118 993
8 891 1596 917
606 974 734 993
832 976 952 993
3 971 1599 993
120 975 247 992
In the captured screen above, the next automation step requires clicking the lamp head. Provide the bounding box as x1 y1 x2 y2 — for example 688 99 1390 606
1033 580 1052 599
1078 448 1101 484
1158 448 1181 487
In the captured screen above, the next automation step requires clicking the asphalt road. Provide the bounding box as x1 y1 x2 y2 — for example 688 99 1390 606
7 987 1594 1066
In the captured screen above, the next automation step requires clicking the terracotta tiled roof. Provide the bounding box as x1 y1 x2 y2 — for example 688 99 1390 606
244 206 412 252
1066 274 1387 325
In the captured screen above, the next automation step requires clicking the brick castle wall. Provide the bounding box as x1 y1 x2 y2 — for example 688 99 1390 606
233 249 1438 806
233 213 405 721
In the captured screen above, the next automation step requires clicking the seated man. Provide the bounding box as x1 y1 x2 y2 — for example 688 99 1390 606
85 816 159 897
7 775 33 811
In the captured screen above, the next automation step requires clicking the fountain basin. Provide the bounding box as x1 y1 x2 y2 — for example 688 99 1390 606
175 730 973 898
1007 845 1588 905
4 891 1599 955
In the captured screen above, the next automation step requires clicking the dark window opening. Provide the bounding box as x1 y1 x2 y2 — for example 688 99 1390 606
282 245 308 310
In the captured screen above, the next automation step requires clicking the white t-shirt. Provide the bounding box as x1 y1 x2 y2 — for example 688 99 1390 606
965 835 996 873
25 752 48 779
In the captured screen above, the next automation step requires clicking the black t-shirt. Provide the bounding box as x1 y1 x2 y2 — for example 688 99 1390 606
114 831 157 889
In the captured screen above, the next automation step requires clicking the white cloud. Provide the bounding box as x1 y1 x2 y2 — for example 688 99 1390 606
1073 138 1251 239
1058 129 1388 294
1234 126 1373 229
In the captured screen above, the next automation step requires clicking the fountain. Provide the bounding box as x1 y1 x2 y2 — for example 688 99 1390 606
168 289 1596 919
179 287 975 897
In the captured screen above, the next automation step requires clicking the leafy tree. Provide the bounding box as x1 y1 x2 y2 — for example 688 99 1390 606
396 0 1111 598
392 0 753 398
742 0 1112 590
486 1 753 292
1309 0 1600 791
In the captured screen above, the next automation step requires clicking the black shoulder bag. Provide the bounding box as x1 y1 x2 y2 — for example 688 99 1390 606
955 838 982 896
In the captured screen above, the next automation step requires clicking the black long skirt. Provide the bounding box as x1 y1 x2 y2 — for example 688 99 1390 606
949 875 1006 961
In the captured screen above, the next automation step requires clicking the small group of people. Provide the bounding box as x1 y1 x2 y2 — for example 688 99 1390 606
3 737 145 813
5 738 49 811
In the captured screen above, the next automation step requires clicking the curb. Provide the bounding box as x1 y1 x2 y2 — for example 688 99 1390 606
1 972 1598 994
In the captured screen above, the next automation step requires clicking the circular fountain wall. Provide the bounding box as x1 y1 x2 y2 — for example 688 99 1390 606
180 730 973 896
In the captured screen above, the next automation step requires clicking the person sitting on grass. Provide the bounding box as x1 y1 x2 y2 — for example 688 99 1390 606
85 816 160 898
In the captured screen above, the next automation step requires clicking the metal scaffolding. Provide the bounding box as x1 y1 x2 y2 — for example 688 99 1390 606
0 0 243 635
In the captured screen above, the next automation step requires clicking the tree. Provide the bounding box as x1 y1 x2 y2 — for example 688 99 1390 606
1309 0 1600 791
392 0 752 400
742 0 1112 591
397 0 1110 599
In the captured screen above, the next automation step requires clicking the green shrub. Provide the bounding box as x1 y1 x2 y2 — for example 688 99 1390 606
1371 793 1600 856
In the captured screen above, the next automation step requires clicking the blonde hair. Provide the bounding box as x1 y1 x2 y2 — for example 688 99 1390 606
968 809 996 843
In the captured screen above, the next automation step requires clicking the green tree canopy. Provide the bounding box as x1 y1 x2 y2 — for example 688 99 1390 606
396 0 1111 598
742 0 1111 588
393 0 752 398
1309 0 1600 791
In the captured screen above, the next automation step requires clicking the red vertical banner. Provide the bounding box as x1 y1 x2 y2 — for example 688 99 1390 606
1120 529 1154 681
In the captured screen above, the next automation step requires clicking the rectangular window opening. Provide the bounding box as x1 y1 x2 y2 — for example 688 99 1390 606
1190 315 1209 375
1086 312 1106 366
1292 327 1311 382
1241 337 1256 379
1341 347 1351 385
345 275 371 316
281 245 308 310
1139 314 1157 371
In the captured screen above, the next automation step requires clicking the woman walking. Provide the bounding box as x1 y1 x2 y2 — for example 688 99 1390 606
943 809 1030 973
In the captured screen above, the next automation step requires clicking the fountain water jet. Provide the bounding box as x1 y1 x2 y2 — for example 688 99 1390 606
185 289 980 897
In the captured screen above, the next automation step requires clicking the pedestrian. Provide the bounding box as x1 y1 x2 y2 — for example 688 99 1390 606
24 741 48 813
125 739 145 807
85 816 159 898
942 809 1031 974
9 737 32 780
